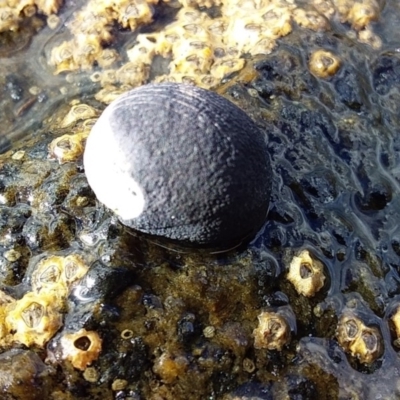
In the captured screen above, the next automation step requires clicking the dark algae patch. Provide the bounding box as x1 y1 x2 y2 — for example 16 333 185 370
3 1 400 399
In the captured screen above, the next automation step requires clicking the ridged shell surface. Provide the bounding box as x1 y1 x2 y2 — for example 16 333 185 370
84 83 272 249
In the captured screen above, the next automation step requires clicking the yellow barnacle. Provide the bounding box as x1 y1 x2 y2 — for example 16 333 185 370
199 74 219 89
287 250 326 297
253 311 291 351
61 103 98 128
206 19 227 37
47 13 60 29
5 291 62 347
31 255 64 293
211 58 245 79
49 41 76 74
35 0 63 16
95 86 126 104
62 254 88 288
0 7 20 33
48 133 84 164
348 2 379 31
153 352 189 384
60 329 102 370
0 291 15 344
116 62 150 87
390 305 400 344
309 50 341 78
117 0 154 30
97 49 119 68
293 8 329 31
171 43 213 75
127 34 157 64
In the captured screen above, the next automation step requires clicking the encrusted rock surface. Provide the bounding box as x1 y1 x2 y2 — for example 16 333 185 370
1 0 400 399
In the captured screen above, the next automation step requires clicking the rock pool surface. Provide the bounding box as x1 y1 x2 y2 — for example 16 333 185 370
2 0 400 399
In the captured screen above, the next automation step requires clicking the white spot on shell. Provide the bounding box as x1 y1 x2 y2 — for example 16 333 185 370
84 113 145 221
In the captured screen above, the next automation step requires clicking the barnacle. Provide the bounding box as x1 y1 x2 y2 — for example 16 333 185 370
336 312 383 364
99 70 118 87
3 249 21 262
60 104 98 128
170 41 213 75
97 49 119 68
116 62 150 87
49 41 75 74
253 311 290 351
31 255 64 293
63 254 88 286
111 379 128 391
117 0 155 30
94 86 126 104
5 291 62 347
211 58 246 80
0 0 63 33
0 290 15 306
293 8 329 31
390 306 400 343
60 329 102 370
0 291 16 341
347 2 379 31
48 133 84 164
178 0 222 8
47 13 60 29
153 352 189 383
287 250 326 297
309 50 341 78
126 34 157 64
358 26 382 49
48 0 158 72
11 150 26 161
0 7 20 32
35 0 63 15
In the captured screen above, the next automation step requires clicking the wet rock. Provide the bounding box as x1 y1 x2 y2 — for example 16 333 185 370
225 382 273 399
0 349 54 400
372 53 400 95
333 67 364 111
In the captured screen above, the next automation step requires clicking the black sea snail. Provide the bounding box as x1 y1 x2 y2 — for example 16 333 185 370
83 82 272 250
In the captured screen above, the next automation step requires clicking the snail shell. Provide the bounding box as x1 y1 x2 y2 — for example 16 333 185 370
84 82 271 250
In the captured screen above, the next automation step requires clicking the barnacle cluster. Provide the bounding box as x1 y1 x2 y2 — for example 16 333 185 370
43 0 383 103
48 0 157 74
0 253 88 348
336 311 383 364
310 0 383 48
0 0 63 33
